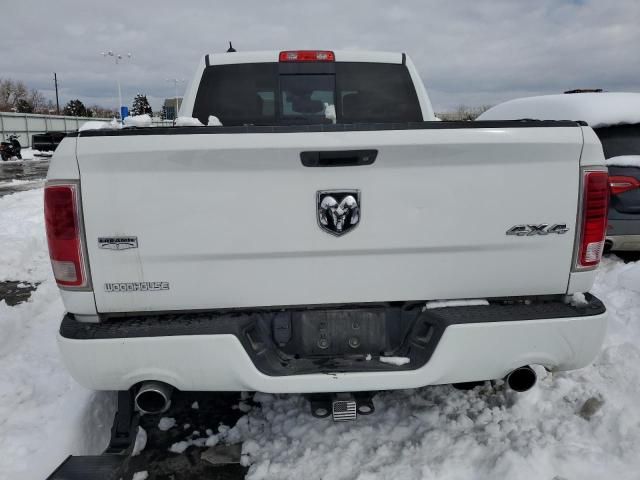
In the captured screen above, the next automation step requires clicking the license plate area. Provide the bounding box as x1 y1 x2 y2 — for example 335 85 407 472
281 308 396 357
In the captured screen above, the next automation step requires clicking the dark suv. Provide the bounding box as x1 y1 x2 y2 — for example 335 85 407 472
596 123 640 251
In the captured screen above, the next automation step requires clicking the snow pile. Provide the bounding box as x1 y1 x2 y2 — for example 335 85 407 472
0 179 40 187
570 291 589 307
169 428 221 453
425 299 489 309
158 417 177 431
236 400 252 413
0 178 45 193
226 256 640 480
0 189 50 282
0 190 115 480
79 118 120 131
123 114 152 128
619 264 640 293
378 356 410 366
0 148 48 161
175 116 204 127
131 427 147 456
478 92 640 128
207 115 223 127
592 257 640 350
18 148 38 160
606 155 640 168
79 120 109 131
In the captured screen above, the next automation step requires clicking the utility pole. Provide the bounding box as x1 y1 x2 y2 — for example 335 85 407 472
166 78 185 121
54 73 60 114
101 51 133 123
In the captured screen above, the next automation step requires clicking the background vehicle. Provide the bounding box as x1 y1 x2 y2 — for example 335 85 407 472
0 134 22 160
32 131 67 153
479 91 640 252
47 50 608 418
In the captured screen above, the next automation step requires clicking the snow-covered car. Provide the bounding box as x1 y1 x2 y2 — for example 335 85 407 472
46 50 608 420
479 92 640 252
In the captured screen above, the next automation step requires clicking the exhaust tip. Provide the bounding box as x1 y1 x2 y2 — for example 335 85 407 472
604 240 613 254
506 366 537 392
135 381 173 414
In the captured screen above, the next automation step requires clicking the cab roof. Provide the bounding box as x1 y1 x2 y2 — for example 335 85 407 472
204 50 406 66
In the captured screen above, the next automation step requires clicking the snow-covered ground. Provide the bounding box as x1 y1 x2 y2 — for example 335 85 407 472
0 189 114 480
0 186 639 480
0 178 42 187
227 258 640 480
2 147 52 162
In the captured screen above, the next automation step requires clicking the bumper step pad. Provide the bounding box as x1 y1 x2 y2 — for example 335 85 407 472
46 390 139 480
46 455 125 480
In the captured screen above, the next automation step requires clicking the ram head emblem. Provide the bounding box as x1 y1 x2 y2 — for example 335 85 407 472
317 190 361 236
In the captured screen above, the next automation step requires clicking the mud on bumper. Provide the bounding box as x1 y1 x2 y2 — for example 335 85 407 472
58 295 607 393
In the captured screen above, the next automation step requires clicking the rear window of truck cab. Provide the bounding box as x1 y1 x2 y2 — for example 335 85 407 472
192 62 422 126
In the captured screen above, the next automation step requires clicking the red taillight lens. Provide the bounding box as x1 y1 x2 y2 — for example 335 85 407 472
576 170 609 269
279 50 335 62
609 175 640 196
44 182 88 288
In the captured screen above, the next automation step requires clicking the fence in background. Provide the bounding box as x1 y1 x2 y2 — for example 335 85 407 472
0 112 173 147
0 112 109 147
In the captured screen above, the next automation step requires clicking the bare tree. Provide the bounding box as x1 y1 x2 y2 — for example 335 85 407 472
87 104 119 118
0 79 15 110
0 77 131 117
12 81 28 105
0 79 36 112
40 99 57 114
29 89 47 113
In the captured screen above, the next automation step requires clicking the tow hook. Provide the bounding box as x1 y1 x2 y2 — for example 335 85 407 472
307 392 376 421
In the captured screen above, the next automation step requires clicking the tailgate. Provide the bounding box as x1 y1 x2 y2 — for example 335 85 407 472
76 125 583 313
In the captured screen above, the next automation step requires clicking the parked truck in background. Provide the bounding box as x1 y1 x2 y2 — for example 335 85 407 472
46 50 609 421
32 131 67 153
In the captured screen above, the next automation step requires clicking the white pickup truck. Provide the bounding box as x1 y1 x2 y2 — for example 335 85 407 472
46 50 608 417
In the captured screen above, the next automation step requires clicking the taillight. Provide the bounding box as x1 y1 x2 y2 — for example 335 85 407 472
575 170 609 269
44 182 89 288
279 50 335 62
609 175 640 196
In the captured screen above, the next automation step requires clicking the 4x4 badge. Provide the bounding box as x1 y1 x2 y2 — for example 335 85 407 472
317 190 361 236
506 224 569 236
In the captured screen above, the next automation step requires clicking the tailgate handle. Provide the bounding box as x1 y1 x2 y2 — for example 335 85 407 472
300 149 377 167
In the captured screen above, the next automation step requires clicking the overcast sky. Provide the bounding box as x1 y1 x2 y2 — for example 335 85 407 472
3 0 640 113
